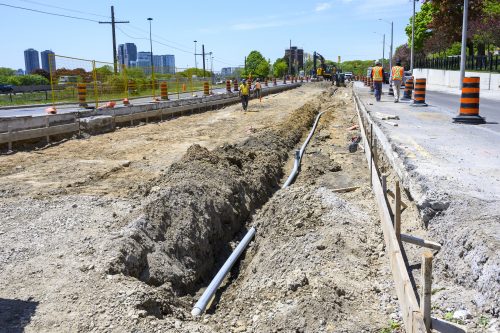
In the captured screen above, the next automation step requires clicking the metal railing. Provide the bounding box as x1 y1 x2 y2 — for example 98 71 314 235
415 55 499 72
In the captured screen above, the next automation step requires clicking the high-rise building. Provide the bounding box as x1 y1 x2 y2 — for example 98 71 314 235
24 48 40 74
153 54 175 74
118 43 138 68
41 50 56 73
118 44 125 66
284 46 304 75
136 51 152 73
124 43 137 66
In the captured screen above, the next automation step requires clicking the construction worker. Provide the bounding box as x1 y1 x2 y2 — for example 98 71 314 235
254 79 262 102
371 61 384 102
239 79 250 111
391 61 404 103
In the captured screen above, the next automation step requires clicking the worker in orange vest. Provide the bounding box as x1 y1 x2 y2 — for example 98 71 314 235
371 61 384 102
391 61 404 103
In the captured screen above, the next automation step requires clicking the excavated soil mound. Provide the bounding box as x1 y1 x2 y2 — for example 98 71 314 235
106 93 327 299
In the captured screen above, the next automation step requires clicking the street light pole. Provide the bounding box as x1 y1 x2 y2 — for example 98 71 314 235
382 33 385 69
390 21 393 70
194 40 198 70
147 17 155 98
410 0 416 72
459 0 469 89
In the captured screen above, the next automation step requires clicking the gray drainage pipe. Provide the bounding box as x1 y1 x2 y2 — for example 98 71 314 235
282 109 328 188
191 90 332 317
191 227 256 317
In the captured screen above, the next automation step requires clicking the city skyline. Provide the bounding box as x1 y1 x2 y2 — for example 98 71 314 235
1 0 421 72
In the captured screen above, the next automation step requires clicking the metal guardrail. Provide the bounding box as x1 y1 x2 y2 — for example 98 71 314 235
415 55 499 72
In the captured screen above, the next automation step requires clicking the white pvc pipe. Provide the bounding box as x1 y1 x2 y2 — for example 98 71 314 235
191 227 256 317
283 108 329 188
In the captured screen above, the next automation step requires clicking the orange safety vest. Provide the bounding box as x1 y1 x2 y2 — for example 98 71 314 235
372 66 383 82
391 66 404 81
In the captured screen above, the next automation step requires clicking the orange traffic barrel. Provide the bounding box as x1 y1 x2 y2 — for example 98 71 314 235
123 98 130 106
203 82 209 96
453 77 485 124
226 80 231 92
402 77 413 100
369 77 374 92
233 79 238 92
77 83 87 107
160 82 169 100
128 80 136 94
411 78 427 107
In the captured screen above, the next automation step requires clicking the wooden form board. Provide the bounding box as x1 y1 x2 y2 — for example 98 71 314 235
354 93 427 332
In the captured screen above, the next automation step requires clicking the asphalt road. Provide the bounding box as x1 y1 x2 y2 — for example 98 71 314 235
425 90 499 133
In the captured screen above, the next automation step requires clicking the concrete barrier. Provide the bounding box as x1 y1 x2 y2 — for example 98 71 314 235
413 68 500 91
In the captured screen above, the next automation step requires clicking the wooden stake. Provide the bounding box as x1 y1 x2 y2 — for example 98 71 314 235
395 181 401 243
421 251 433 332
381 175 387 199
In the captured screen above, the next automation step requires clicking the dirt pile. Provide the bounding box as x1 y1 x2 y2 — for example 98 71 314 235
106 97 322 299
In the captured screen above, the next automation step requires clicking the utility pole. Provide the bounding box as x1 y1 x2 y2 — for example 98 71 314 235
194 42 205 77
390 21 393 71
289 39 292 76
99 6 129 74
410 0 416 72
459 0 469 89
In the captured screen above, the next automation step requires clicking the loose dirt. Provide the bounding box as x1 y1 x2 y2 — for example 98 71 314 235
0 84 408 332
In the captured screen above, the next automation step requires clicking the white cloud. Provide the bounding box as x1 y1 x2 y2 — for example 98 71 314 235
315 2 332 12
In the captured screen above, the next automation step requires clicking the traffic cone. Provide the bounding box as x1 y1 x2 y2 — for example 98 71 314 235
45 106 57 114
453 77 485 124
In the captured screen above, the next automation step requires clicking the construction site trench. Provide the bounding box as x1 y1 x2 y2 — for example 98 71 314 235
0 83 493 332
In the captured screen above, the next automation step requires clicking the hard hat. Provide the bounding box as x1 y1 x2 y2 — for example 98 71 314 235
242 79 246 83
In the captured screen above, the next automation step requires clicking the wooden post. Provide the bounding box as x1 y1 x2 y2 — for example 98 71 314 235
381 174 387 198
421 251 433 332
395 181 401 243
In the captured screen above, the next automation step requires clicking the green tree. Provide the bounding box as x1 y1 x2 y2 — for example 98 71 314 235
243 50 270 78
405 2 436 52
0 67 15 76
272 59 288 78
9 74 49 86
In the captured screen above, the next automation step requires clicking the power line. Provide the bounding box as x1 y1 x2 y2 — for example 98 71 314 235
0 2 100 22
126 24 192 51
16 0 109 18
116 26 193 55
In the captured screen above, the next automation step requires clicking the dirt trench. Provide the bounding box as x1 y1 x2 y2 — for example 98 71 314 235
106 94 324 299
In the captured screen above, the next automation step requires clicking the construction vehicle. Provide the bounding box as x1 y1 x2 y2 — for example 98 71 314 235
313 52 333 81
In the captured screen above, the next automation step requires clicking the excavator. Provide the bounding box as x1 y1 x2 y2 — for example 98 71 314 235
312 51 345 86
313 51 334 81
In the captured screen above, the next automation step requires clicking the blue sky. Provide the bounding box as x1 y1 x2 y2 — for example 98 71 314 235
1 0 421 71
